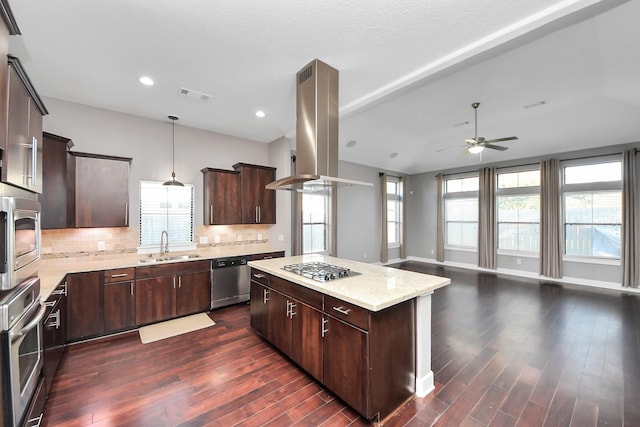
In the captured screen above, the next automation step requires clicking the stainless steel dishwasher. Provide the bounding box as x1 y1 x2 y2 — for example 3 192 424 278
210 256 250 309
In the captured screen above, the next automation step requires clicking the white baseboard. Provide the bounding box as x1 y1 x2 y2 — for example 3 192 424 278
401 256 640 295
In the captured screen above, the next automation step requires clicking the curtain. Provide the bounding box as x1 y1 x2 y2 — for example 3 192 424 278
478 167 496 269
400 176 407 259
436 174 444 262
540 159 563 278
622 149 638 288
380 173 388 263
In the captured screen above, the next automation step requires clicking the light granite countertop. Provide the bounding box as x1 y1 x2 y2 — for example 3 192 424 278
38 244 284 300
248 254 450 312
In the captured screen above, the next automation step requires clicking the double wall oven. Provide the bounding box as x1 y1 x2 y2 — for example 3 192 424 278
0 196 43 427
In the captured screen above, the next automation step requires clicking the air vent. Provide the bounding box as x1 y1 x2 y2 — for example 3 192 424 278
178 87 212 102
298 65 313 85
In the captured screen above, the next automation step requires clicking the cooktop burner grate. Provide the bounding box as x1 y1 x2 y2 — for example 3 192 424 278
282 262 360 282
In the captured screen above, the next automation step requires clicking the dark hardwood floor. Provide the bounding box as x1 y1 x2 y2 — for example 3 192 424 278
42 263 640 426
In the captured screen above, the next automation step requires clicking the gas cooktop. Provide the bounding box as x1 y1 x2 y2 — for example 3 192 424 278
282 262 360 282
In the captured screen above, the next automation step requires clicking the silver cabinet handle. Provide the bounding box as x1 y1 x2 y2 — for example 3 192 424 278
130 282 134 295
210 204 213 224
263 288 269 304
31 137 38 187
27 413 43 427
255 206 259 223
332 306 351 315
44 300 56 308
53 283 67 296
111 273 129 278
289 301 296 318
179 276 182 288
124 202 129 226
46 309 61 329
173 276 176 289
321 317 329 337
285 300 290 318
253 273 265 279
258 205 261 223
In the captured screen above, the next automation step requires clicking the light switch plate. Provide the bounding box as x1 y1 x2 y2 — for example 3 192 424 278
98 241 106 251
214 235 220 244
199 236 208 244
257 233 263 241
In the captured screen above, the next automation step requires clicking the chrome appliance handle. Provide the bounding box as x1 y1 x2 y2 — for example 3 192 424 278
10 303 46 341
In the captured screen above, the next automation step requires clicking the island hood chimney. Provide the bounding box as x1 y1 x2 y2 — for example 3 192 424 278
266 59 373 191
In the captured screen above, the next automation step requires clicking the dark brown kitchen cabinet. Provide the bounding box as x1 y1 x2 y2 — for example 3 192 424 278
175 269 211 316
44 281 67 396
135 260 211 325
249 268 415 421
72 152 132 228
66 271 104 341
103 268 136 332
3 56 47 193
234 163 276 224
201 167 241 225
249 251 285 261
0 15 9 154
41 132 75 229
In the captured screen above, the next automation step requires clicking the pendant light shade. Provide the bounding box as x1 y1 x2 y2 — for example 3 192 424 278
163 114 184 187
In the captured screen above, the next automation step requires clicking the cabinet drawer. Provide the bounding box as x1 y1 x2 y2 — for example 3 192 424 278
104 268 135 283
137 259 210 279
250 251 285 261
324 295 369 330
270 275 322 310
250 268 270 286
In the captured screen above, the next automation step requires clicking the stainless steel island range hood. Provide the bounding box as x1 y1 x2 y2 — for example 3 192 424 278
266 59 373 191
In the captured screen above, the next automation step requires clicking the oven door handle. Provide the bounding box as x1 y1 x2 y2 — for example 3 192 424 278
10 303 46 342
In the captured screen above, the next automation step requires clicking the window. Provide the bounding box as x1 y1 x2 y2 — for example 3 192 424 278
302 192 329 254
444 175 478 248
386 176 403 248
139 181 194 250
497 169 540 252
562 160 622 259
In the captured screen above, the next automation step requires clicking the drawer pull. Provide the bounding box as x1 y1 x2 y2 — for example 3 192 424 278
253 273 265 279
263 288 269 304
321 317 329 337
44 300 56 308
46 309 61 329
111 273 129 278
332 306 351 315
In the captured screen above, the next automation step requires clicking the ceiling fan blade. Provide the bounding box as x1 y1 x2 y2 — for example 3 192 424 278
484 144 509 151
483 136 518 144
464 138 477 145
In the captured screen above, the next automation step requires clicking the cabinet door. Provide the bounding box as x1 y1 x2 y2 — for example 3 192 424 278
104 281 136 332
5 64 30 188
267 289 291 354
323 315 370 418
203 169 241 225
290 302 323 381
42 134 73 229
255 167 276 224
74 155 130 227
28 99 43 193
250 282 269 337
176 270 211 316
66 272 104 340
44 294 66 396
135 276 176 325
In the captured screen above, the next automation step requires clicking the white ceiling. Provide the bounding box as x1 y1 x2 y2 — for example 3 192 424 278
8 0 640 174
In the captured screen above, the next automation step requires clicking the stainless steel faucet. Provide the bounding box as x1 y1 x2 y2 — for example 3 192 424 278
160 230 169 255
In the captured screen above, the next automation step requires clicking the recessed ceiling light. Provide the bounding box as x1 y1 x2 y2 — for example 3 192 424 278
139 76 154 86
255 110 266 118
390 152 398 158
346 140 357 148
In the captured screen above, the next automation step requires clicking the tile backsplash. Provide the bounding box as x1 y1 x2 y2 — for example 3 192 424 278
41 224 271 259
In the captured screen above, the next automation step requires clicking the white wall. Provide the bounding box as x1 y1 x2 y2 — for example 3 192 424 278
42 98 272 228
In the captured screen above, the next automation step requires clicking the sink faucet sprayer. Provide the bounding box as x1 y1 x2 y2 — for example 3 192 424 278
160 230 169 255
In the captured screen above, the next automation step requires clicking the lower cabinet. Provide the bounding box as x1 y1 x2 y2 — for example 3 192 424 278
249 268 415 421
43 281 67 396
103 268 136 332
135 260 211 326
66 271 104 341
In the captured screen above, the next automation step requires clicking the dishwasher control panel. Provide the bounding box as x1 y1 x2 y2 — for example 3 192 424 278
212 257 247 269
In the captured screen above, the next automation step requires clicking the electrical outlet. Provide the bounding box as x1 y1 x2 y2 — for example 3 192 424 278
237 234 242 241
98 241 106 251
278 234 284 241
199 236 208 244
431 249 435 255
516 258 522 265
214 235 220 244
257 233 263 241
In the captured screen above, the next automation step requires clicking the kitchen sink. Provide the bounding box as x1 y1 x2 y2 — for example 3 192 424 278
139 254 201 264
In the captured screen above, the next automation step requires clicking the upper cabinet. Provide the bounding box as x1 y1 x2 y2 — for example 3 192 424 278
72 152 132 228
41 132 74 229
3 56 48 193
202 167 242 225
233 163 276 224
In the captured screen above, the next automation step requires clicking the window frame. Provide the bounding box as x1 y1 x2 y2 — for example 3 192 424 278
138 180 196 254
386 176 403 249
301 190 330 255
496 166 541 255
561 156 622 262
443 173 479 250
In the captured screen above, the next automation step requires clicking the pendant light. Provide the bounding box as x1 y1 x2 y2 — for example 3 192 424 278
163 114 184 186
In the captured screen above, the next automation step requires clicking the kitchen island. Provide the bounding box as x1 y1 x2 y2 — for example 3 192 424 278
248 254 450 421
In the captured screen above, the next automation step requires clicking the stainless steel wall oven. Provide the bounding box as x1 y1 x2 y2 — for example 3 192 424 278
0 197 41 290
1 277 45 427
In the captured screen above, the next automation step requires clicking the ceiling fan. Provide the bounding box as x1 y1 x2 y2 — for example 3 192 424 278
462 102 518 154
